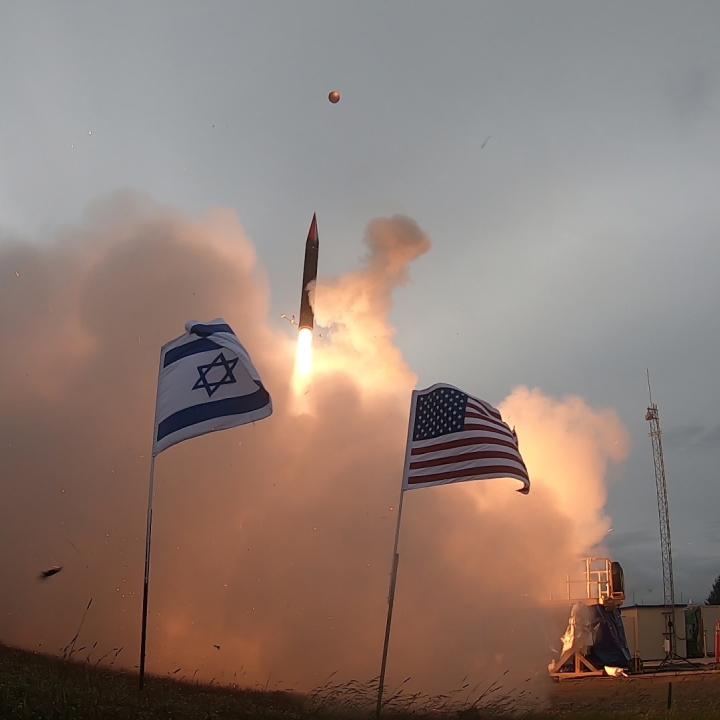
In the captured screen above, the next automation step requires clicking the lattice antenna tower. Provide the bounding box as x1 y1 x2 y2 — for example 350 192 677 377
645 370 676 657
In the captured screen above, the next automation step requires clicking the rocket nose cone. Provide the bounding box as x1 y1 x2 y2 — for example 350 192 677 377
307 213 318 243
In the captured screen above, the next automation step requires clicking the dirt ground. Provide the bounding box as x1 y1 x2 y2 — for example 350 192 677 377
549 671 720 718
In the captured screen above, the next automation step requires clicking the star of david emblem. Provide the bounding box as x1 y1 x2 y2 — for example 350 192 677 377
193 352 239 397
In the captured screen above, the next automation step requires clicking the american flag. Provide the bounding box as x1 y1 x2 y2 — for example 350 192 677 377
402 384 530 494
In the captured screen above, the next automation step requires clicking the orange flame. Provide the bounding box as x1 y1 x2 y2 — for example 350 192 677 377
292 328 313 395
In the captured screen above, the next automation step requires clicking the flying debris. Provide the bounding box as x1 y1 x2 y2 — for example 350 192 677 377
481 135 492 149
298 214 319 331
328 89 341 104
39 565 63 580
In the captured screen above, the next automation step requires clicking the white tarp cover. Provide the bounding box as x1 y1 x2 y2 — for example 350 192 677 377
561 602 593 654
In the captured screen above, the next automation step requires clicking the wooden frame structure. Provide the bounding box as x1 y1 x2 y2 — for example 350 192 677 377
549 646 604 679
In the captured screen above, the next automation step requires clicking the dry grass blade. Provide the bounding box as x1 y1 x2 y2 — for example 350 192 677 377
61 597 93 661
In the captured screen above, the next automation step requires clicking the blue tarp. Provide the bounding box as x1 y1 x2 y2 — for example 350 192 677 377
587 605 631 668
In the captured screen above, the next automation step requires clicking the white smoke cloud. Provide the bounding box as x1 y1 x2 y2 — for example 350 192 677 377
0 196 629 702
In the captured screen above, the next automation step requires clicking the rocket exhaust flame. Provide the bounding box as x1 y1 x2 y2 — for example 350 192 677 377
292 327 314 393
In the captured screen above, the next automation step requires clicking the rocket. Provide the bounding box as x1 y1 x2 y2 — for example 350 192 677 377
298 213 319 331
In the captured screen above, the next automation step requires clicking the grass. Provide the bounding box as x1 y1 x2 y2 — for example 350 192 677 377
1 643 720 720
0 644 304 720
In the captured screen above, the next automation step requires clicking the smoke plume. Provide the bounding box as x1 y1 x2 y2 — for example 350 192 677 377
0 196 629 698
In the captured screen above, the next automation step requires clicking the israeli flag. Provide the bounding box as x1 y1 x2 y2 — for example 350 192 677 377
153 319 272 455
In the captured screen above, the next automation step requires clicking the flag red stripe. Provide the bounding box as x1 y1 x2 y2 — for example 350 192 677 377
409 450 526 470
407 465 529 484
463 422 515 438
467 399 501 420
410 436 520 455
463 414 514 435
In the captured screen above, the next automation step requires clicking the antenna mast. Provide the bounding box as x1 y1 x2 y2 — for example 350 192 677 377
645 370 676 658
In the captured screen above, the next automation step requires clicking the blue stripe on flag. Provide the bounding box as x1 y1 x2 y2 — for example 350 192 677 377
189 323 234 337
163 338 222 368
156 386 271 442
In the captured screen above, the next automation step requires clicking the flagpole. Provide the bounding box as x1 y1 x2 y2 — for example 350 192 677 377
139 348 163 690
138 455 156 689
375 485 405 717
376 392 417 718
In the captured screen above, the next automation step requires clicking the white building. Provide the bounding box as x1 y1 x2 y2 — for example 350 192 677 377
621 604 720 661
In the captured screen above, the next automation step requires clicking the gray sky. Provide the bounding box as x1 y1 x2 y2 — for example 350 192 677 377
1 1 719 606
